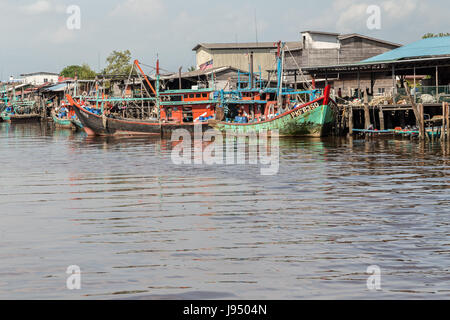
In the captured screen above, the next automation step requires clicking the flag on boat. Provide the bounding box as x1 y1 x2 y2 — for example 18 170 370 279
199 60 213 71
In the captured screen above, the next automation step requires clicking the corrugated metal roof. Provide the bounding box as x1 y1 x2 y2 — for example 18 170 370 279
338 33 401 47
301 30 340 36
193 41 302 51
363 36 450 63
161 66 241 80
42 82 73 92
20 72 59 76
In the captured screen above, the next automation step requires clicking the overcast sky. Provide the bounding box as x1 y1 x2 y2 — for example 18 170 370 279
1 0 449 80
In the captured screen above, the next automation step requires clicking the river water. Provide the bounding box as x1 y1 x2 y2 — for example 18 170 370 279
0 122 449 299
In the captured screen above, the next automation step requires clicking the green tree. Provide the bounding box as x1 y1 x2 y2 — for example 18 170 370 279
103 50 134 75
187 66 196 72
60 64 96 79
422 32 450 39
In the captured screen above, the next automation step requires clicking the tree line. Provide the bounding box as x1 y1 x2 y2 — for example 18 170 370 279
60 50 135 80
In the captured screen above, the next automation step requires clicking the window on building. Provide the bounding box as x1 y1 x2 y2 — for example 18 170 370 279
44 78 48 83
378 88 385 95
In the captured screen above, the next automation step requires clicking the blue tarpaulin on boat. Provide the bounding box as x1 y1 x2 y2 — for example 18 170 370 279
363 36 450 63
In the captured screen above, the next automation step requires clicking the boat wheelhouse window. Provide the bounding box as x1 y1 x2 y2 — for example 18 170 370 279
202 93 207 98
189 94 194 98
195 94 201 98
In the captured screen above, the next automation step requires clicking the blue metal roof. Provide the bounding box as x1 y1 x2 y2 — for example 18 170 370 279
42 83 68 92
363 36 450 63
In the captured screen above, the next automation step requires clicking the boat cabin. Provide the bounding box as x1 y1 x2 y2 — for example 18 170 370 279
159 89 216 123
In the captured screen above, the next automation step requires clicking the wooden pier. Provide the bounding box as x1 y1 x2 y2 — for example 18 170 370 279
335 98 450 142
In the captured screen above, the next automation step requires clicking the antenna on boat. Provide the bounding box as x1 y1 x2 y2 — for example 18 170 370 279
155 54 161 122
254 9 258 45
156 54 160 76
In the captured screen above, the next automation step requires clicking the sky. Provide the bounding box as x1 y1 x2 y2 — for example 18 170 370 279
1 0 450 80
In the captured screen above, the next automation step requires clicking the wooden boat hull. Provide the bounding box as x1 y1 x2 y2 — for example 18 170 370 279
68 96 160 136
52 115 74 129
212 93 334 137
0 113 41 123
67 95 211 136
71 118 83 130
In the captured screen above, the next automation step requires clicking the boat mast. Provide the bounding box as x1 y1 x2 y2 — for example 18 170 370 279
156 57 160 122
276 41 285 108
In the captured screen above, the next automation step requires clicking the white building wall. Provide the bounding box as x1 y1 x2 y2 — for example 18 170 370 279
22 74 59 85
301 32 340 50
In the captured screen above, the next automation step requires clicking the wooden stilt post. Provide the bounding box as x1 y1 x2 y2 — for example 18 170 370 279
379 107 385 130
413 66 416 103
436 66 439 101
348 107 354 136
442 102 446 142
404 82 425 140
294 71 297 91
392 65 396 104
364 90 371 129
357 69 361 100
447 102 450 142
419 103 426 141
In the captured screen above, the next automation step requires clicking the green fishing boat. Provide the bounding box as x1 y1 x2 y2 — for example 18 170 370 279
52 114 73 129
51 105 75 129
213 87 333 137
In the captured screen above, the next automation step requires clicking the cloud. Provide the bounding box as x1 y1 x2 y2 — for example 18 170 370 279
21 0 52 14
335 2 369 33
20 0 66 15
110 0 164 17
382 0 418 19
331 0 421 34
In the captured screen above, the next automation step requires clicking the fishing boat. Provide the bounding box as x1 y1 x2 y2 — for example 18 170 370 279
0 85 41 123
212 85 333 137
67 95 161 136
52 112 73 129
66 59 213 136
0 104 41 123
51 101 79 129
67 95 210 136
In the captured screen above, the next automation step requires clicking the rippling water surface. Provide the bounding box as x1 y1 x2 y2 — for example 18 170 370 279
0 122 449 299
